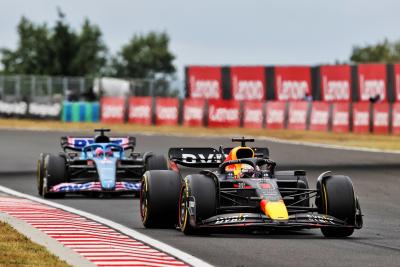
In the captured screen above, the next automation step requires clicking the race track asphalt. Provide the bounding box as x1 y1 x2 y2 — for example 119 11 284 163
0 129 399 267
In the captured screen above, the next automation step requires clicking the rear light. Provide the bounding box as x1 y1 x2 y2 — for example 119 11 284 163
87 160 94 166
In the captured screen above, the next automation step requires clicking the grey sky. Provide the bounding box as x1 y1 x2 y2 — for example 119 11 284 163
0 0 399 77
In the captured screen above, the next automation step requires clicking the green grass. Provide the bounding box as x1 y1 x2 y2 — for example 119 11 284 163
0 222 71 267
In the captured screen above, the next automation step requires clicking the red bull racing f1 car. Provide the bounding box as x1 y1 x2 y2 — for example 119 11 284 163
140 137 363 237
37 129 168 198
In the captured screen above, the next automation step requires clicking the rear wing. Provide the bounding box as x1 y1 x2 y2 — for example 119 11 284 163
61 136 136 151
168 147 269 168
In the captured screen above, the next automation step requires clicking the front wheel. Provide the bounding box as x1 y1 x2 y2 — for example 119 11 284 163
140 170 181 228
319 175 356 237
178 174 217 235
37 153 48 196
42 154 67 199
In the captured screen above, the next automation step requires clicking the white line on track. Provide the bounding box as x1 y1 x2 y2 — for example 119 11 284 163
0 184 213 267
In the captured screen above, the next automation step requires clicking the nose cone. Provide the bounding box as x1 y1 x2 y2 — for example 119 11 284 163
260 199 289 221
94 157 117 190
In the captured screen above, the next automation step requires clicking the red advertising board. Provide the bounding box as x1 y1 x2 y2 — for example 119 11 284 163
208 100 240 128
187 66 222 99
155 98 179 126
287 101 309 130
101 97 125 124
331 102 350 133
265 101 286 129
274 66 311 101
392 103 400 134
243 101 264 129
394 64 400 102
372 102 389 134
352 102 370 133
309 102 330 131
320 65 351 102
358 64 387 102
230 66 266 101
128 97 152 125
183 99 205 127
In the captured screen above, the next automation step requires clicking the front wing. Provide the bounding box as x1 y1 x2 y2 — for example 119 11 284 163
193 212 357 230
49 181 141 193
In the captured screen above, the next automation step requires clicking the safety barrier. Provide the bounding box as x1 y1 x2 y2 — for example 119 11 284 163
98 96 400 135
62 101 100 122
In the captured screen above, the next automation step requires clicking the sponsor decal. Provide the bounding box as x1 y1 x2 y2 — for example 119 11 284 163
209 106 239 122
188 66 222 99
181 153 223 163
275 66 311 101
183 99 204 127
101 97 125 123
208 100 240 127
353 111 369 126
230 66 266 101
103 105 124 119
265 101 286 129
333 111 348 126
184 106 203 121
320 65 351 102
68 137 127 148
372 102 389 133
155 98 179 126
157 106 178 120
287 101 308 130
306 214 335 224
267 109 284 123
28 102 61 117
358 64 387 101
129 105 151 119
309 102 330 131
243 101 263 128
352 102 370 133
0 100 28 115
215 214 248 224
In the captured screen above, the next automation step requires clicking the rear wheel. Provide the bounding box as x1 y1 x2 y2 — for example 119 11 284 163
43 154 67 199
37 153 48 196
179 174 217 235
319 175 356 237
146 154 169 170
140 170 181 228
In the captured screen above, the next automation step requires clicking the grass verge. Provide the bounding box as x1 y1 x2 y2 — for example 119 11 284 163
0 221 70 267
0 118 399 151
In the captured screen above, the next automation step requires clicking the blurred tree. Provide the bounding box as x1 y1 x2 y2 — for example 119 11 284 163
111 31 176 78
1 17 52 74
350 38 400 63
0 9 107 76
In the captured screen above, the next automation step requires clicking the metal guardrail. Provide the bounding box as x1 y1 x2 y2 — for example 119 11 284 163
0 75 183 102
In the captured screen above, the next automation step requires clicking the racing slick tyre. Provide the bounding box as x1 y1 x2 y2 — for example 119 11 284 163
178 174 217 235
319 175 356 238
37 152 49 196
42 154 67 199
145 154 169 170
140 170 181 228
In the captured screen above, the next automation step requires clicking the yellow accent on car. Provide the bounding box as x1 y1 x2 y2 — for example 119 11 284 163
262 200 289 220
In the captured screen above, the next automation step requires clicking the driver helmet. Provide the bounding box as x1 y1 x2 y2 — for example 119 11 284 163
105 147 113 157
95 147 104 157
224 146 255 177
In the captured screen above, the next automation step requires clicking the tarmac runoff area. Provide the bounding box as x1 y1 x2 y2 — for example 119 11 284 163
0 189 209 267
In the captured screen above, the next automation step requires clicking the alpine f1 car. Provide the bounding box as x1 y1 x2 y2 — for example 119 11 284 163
140 137 363 237
37 129 168 198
